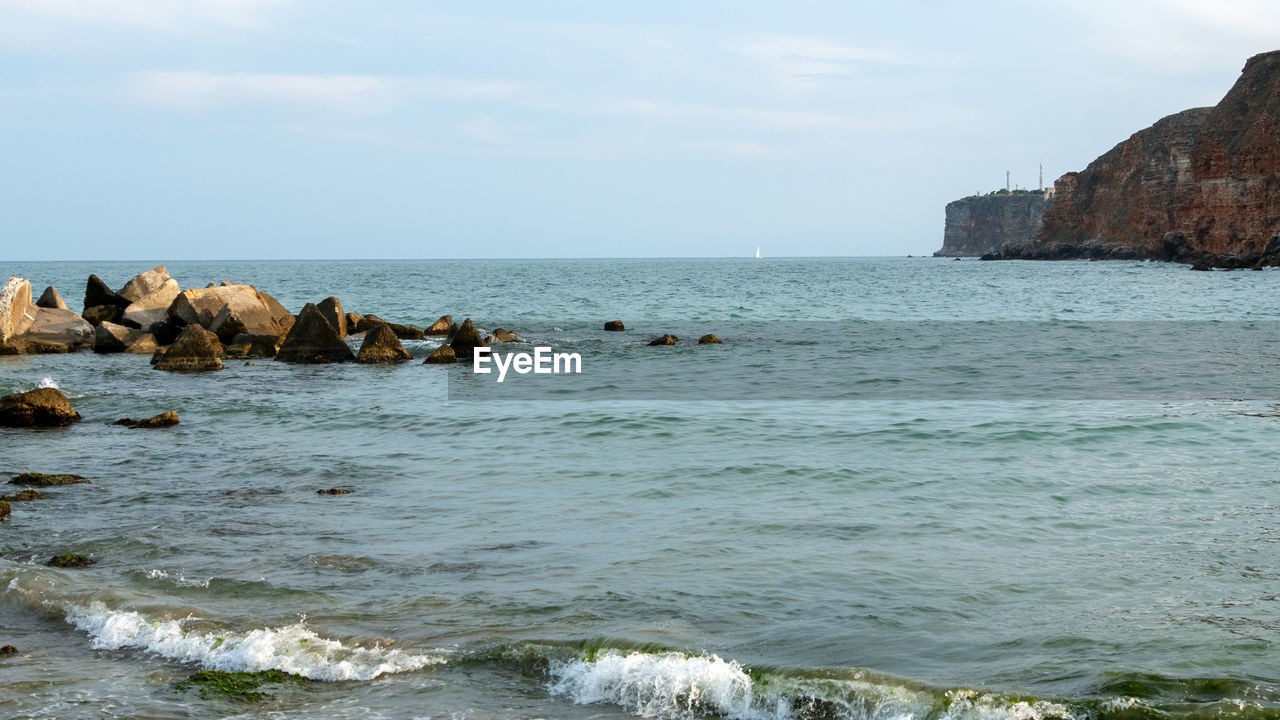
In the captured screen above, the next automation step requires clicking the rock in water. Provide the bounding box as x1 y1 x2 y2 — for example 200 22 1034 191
275 303 354 364
9 472 88 486
355 324 412 364
355 314 425 340
648 334 678 346
697 334 723 344
0 277 38 345
0 388 82 427
316 297 347 337
121 266 180 330
37 286 68 310
84 274 128 312
0 500 8 521
154 325 224 372
119 265 172 303
425 315 452 336
604 320 625 331
47 553 95 568
95 321 155 354
345 312 363 331
224 333 282 359
448 318 486 360
423 343 456 364
4 307 94 354
168 285 294 343
489 328 519 343
115 411 179 429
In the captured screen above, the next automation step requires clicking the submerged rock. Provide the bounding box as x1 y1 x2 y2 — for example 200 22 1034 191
154 325 224 372
317 488 352 495
5 489 42 501
648 334 678 346
697 334 723 344
115 411 179 429
355 324 412 364
425 315 452 336
0 645 17 658
10 472 88 486
275 303 354 364
423 343 456 364
47 553 95 568
449 318 486 360
0 500 8 520
36 286 68 310
0 388 82 427
604 320 625 331
175 669 308 702
488 328 519 343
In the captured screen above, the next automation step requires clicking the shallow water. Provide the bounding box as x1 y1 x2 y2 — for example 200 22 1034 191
1 258 1279 719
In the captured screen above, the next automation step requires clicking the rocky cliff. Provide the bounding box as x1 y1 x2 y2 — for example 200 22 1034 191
935 193 1052 257
993 50 1280 267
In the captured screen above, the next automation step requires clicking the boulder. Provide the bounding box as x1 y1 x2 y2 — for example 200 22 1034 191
115 411 179 429
0 277 37 344
168 285 293 342
425 315 452 336
697 334 723 344
355 324 412 364
316 297 347 337
0 500 7 521
147 320 180 346
345 312 363 331
125 334 159 355
444 322 460 344
37 286 68 310
0 388 82 427
648 334 678 346
604 320 625 331
449 318 486 360
118 265 173 303
275 303 354 364
488 328 519 343
423 343 456 364
95 321 150 353
122 277 180 330
7 307 95 353
84 274 128 312
4 489 41 501
224 333 282 359
0 645 17 657
355 314 424 340
82 304 124 326
153 325 224 372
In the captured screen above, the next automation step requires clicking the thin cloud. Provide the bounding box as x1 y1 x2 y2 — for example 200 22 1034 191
121 71 524 115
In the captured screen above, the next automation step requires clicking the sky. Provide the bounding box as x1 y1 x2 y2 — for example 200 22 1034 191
3 0 1280 260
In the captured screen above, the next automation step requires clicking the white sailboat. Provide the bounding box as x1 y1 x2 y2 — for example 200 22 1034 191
754 246 761 259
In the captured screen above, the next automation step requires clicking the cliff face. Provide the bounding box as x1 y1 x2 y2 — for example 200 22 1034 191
935 193 1052 257
997 50 1280 267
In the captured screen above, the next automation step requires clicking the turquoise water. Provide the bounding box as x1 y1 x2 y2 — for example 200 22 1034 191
1 258 1279 719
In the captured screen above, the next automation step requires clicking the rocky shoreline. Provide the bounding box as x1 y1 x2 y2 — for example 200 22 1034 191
978 50 1280 269
0 266 723 376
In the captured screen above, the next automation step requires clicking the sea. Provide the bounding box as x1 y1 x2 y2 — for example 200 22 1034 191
1 257 1279 720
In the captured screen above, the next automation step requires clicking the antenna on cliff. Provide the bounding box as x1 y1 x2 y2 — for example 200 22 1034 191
1006 170 1010 192
1039 163 1044 192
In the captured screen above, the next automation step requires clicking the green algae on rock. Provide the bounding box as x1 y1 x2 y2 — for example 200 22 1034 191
175 669 308 702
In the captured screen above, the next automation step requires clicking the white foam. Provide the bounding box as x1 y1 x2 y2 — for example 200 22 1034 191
36 377 58 389
548 650 761 720
547 651 1084 720
64 602 445 681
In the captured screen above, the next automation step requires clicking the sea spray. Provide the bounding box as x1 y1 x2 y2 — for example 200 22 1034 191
62 602 445 681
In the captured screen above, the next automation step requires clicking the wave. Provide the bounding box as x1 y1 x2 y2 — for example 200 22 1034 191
4 569 445 682
499 642 1280 720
